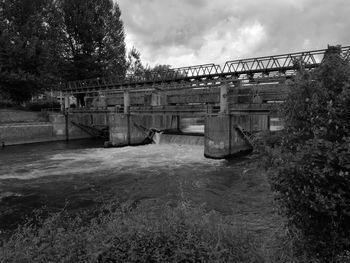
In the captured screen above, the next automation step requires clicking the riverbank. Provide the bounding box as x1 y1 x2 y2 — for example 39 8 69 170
1 199 290 262
0 139 290 261
0 109 92 146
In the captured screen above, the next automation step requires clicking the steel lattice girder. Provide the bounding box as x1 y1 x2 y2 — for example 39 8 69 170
62 45 350 93
222 46 350 76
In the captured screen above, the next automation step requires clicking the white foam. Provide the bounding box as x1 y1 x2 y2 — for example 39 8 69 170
0 144 223 180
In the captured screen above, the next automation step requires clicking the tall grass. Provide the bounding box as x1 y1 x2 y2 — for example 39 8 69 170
0 201 297 263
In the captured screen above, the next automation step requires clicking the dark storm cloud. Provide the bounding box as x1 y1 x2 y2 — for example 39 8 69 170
117 0 350 67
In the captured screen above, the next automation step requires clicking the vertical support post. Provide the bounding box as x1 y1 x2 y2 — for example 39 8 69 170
160 92 168 106
64 94 70 142
124 90 130 114
151 91 167 106
151 92 159 106
64 94 70 110
220 84 229 114
127 114 131 145
123 90 131 145
176 115 181 132
60 91 64 111
65 111 69 142
75 94 80 108
232 80 241 105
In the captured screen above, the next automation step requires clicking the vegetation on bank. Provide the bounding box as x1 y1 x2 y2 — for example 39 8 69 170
0 154 289 262
1 201 295 263
1 3 349 258
263 46 350 262
0 0 170 106
0 99 60 111
0 0 126 103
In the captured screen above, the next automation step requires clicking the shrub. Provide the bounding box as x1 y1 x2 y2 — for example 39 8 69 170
25 100 61 111
0 202 266 263
265 46 350 262
0 99 16 108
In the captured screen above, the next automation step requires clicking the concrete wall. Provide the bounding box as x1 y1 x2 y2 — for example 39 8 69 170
0 112 97 146
0 109 47 123
68 112 109 127
108 113 179 147
49 113 93 139
230 114 269 132
0 113 101 146
0 123 54 145
108 114 129 146
204 115 253 159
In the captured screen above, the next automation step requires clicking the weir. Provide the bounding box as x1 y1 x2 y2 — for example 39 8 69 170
58 45 349 159
155 133 204 146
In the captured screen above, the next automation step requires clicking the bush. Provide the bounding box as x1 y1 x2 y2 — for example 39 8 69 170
265 46 350 262
25 100 61 111
0 99 16 108
0 202 267 263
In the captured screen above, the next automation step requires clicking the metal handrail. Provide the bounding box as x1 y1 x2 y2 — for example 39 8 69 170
62 45 350 93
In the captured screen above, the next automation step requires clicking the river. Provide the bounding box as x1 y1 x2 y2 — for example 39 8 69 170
0 137 271 236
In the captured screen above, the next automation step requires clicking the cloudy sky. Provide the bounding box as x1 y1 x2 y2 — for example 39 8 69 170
117 0 350 68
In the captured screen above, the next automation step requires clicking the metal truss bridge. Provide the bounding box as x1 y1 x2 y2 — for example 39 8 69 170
61 45 350 94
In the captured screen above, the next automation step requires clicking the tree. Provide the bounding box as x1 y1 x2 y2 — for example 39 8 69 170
266 46 350 262
0 0 64 103
0 0 127 103
126 46 144 77
60 0 126 80
150 64 172 72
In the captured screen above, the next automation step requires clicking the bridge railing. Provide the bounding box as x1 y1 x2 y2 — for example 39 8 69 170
62 45 350 93
222 50 321 77
130 63 222 83
222 46 350 78
64 64 223 93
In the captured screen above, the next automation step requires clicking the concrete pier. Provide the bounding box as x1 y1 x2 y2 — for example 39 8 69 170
108 114 179 147
123 91 130 114
220 84 229 114
107 112 253 159
204 115 253 159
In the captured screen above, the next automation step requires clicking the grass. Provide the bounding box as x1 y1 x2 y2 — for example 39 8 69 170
0 154 301 262
0 201 297 263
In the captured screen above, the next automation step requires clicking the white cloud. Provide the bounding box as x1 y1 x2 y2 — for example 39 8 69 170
117 0 350 68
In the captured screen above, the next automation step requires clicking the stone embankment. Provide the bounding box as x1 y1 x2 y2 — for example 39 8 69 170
0 109 91 146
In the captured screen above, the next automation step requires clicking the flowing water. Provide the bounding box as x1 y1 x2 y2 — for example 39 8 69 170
0 136 264 234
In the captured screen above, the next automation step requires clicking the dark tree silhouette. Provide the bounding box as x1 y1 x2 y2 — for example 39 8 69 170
60 0 126 80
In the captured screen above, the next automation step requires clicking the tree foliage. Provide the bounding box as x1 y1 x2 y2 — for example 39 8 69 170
125 46 172 81
60 0 126 80
126 46 144 77
0 0 64 103
266 46 350 262
0 0 127 103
